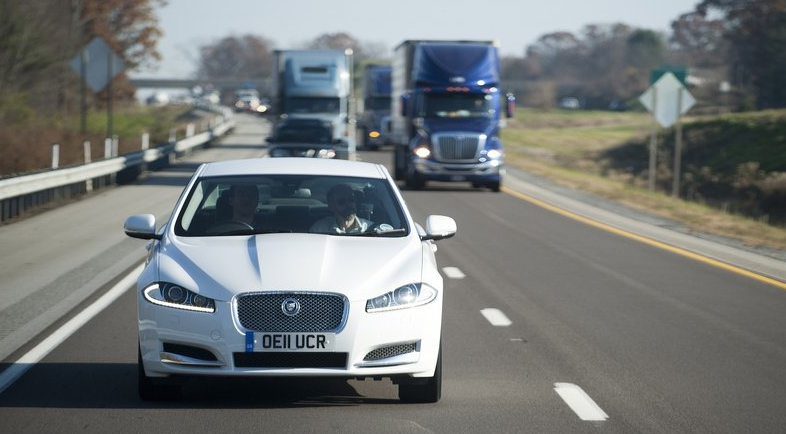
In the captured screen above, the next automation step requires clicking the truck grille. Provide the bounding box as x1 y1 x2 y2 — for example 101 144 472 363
434 133 485 161
236 292 348 333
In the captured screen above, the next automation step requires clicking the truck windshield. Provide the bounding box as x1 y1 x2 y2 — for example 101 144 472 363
285 97 341 114
421 93 494 118
367 97 391 111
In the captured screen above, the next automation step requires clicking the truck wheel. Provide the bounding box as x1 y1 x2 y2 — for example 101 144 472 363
357 128 366 150
405 164 425 190
399 345 442 403
394 147 405 180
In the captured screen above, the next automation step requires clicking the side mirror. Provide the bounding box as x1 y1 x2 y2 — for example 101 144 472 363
265 137 273 143
505 93 516 119
420 215 457 241
400 93 410 117
124 214 160 240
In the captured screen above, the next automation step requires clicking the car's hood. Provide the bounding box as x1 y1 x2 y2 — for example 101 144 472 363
158 233 423 302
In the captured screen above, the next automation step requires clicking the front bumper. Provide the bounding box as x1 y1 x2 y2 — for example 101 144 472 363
138 292 443 379
412 158 504 183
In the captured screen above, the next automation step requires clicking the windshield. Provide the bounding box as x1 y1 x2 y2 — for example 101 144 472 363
271 125 332 143
367 97 391 111
420 93 494 118
284 97 341 114
175 174 408 237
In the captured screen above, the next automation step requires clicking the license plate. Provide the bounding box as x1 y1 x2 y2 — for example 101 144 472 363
247 332 335 352
450 175 466 182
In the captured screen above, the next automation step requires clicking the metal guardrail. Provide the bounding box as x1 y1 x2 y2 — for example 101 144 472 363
0 104 235 223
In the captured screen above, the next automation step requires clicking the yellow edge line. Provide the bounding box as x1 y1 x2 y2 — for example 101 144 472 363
501 186 786 291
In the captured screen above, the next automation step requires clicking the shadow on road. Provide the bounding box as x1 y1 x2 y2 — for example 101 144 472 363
0 363 398 409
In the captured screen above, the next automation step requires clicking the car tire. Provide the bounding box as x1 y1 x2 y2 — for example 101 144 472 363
138 345 179 401
398 344 442 403
488 180 501 192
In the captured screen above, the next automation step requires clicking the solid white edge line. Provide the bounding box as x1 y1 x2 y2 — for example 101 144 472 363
442 266 466 279
480 308 512 327
0 263 143 396
554 382 609 421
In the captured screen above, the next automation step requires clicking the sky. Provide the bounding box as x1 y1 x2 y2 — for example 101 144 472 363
133 0 701 78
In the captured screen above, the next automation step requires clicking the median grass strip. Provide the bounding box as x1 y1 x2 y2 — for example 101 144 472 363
501 108 786 252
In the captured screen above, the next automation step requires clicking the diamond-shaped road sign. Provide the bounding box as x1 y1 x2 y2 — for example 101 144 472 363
639 72 695 128
70 37 126 93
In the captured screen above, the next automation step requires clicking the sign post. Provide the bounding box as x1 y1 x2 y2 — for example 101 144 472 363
638 72 696 194
70 37 125 142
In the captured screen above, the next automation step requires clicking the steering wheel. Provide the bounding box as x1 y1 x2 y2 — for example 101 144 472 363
206 221 255 235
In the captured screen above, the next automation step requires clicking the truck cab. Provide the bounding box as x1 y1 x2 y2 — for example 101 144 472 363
391 41 515 191
272 49 354 157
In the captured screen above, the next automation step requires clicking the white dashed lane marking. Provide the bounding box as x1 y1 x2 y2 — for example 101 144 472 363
442 267 466 279
554 383 609 421
480 308 512 327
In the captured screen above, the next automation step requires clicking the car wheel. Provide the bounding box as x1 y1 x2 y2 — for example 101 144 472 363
399 344 442 403
138 345 179 401
488 181 501 192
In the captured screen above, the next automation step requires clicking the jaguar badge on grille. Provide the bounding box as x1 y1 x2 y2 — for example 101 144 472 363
281 298 301 316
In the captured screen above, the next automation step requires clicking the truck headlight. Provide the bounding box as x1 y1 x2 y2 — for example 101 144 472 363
366 283 437 312
413 146 431 159
487 149 503 159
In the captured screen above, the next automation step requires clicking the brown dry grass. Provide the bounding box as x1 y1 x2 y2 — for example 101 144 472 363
0 105 208 177
502 109 786 251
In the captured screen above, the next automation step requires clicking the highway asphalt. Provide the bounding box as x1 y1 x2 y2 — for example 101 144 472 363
1 113 785 433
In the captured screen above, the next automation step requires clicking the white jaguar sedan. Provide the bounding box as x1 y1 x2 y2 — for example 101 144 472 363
124 158 456 403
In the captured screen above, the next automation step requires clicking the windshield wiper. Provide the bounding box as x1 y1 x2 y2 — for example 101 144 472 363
347 228 407 237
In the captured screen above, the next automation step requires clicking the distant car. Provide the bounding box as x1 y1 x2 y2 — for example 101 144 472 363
124 158 456 403
234 96 261 113
558 97 580 110
266 118 346 159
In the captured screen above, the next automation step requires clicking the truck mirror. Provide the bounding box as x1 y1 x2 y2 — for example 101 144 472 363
505 93 516 119
400 93 410 117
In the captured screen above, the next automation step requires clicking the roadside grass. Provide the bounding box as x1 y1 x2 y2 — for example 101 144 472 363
0 104 208 176
501 108 786 251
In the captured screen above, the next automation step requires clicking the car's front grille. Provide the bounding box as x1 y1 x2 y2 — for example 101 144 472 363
434 133 484 161
236 292 347 333
363 343 417 361
233 352 348 368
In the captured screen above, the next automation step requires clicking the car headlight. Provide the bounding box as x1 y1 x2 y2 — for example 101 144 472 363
317 148 336 158
143 283 216 313
366 283 437 313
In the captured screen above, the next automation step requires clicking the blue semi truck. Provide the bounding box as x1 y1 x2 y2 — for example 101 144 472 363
358 64 392 150
390 40 514 191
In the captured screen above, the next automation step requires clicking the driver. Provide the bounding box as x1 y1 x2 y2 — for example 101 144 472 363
227 184 259 225
310 184 372 234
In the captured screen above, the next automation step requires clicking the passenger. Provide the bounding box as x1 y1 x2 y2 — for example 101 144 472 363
310 184 372 234
226 184 259 225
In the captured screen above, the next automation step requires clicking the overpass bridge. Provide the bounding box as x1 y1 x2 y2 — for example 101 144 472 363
129 77 273 94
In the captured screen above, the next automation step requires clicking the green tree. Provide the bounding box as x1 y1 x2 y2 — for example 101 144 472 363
197 34 275 81
698 0 786 108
